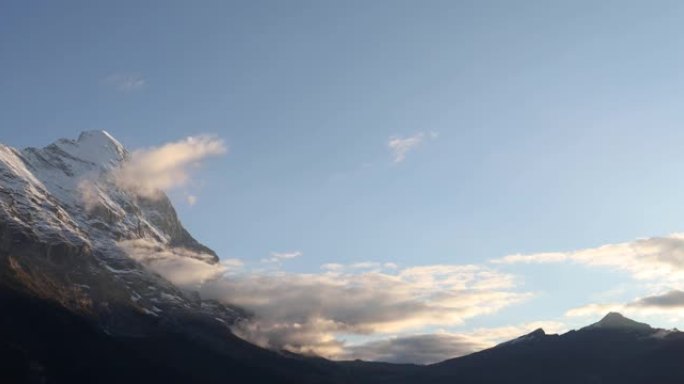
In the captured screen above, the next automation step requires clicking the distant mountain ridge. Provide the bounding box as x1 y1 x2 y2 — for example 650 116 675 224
424 312 684 384
2 132 684 383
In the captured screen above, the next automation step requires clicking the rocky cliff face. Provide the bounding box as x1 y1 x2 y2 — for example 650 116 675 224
0 131 239 336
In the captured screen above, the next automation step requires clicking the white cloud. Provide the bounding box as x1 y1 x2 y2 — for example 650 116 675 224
321 261 398 272
387 132 436 163
116 241 548 362
492 252 568 264
77 178 104 212
186 194 198 206
117 239 240 289
116 237 533 361
491 233 684 283
321 263 345 271
112 135 226 199
261 251 302 264
200 263 532 359
103 73 146 92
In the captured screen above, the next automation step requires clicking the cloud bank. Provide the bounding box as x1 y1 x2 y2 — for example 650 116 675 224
200 263 531 359
117 239 535 362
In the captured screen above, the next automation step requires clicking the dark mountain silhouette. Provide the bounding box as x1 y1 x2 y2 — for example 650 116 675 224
2 132 684 383
422 313 684 384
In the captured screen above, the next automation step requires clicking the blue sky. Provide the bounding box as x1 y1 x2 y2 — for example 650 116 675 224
5 0 684 362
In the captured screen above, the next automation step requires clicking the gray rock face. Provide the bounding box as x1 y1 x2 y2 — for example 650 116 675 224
136 194 218 262
0 131 238 336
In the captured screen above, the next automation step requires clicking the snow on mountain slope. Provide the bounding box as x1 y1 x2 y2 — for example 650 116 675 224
0 131 242 335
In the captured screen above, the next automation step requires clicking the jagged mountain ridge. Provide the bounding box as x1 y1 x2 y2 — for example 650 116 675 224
3 130 216 259
0 131 239 333
422 313 684 384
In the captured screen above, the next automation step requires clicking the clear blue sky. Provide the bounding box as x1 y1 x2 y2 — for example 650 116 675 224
4 0 684 344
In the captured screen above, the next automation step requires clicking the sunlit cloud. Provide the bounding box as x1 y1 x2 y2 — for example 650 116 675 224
200 263 531 359
111 135 227 199
117 239 241 289
118 242 533 360
117 239 533 361
491 233 684 283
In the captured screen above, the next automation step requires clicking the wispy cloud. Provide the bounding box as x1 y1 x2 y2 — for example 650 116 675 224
491 233 684 283
103 73 146 92
387 132 437 163
112 135 227 199
321 261 398 272
492 252 569 264
261 251 303 264
186 194 198 206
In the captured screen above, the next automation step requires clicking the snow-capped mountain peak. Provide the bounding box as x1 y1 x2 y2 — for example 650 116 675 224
52 130 127 168
1 130 214 256
0 131 236 336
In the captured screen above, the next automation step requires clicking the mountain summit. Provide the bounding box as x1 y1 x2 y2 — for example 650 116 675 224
583 312 653 332
0 131 233 333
